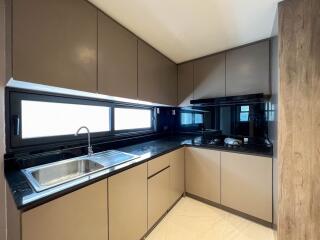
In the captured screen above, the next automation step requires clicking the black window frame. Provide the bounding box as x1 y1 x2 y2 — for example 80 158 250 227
6 88 156 152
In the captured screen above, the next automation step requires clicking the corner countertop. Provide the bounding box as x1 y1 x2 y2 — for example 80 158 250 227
5 135 272 211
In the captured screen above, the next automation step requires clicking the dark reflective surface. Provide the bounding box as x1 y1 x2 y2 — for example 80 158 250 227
178 102 268 138
5 134 272 210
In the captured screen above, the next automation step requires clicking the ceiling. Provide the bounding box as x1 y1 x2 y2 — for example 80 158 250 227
89 0 280 63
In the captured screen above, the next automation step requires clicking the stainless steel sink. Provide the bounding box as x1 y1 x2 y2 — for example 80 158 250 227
22 150 139 192
23 158 104 192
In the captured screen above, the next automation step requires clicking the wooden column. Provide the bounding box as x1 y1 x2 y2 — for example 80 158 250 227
278 0 320 239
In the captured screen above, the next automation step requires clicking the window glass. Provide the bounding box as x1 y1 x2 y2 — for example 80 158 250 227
21 100 110 139
240 105 250 122
114 108 152 131
181 112 193 125
240 112 249 121
181 112 204 126
241 105 250 112
194 113 204 124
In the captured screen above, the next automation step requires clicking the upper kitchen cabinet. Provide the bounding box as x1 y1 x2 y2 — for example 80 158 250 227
138 40 177 105
178 62 194 106
226 40 270 96
194 52 226 99
98 11 138 99
12 0 97 92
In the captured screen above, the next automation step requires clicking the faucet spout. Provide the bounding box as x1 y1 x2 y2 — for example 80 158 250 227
75 126 93 156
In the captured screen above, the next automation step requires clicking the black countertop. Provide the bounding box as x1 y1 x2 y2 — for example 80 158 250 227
5 135 272 211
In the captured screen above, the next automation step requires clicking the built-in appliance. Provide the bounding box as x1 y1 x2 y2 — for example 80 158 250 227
190 93 270 106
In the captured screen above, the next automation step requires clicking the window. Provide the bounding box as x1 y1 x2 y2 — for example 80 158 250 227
114 108 152 131
266 102 275 121
194 113 204 124
181 112 193 125
240 105 250 122
181 111 204 126
21 100 110 139
7 89 156 150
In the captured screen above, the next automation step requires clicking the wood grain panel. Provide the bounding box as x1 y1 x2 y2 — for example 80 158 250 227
278 0 320 239
0 1 7 240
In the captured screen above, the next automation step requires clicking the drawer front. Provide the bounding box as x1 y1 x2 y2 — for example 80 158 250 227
148 154 170 177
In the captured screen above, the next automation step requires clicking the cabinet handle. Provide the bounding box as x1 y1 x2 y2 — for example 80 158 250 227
13 115 20 136
148 166 170 179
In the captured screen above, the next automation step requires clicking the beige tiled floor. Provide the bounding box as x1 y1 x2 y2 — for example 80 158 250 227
146 197 274 240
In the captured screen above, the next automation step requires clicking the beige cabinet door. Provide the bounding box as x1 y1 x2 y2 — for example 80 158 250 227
169 148 185 206
148 153 170 177
221 152 272 222
194 53 226 99
148 167 170 229
13 0 97 92
185 147 221 203
109 163 147 240
138 40 177 105
178 62 194 106
98 11 138 99
22 180 108 240
226 40 270 96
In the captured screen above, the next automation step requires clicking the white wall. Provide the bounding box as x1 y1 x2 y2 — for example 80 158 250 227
0 0 7 239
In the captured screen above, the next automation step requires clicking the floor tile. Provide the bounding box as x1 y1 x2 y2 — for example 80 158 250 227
146 197 274 240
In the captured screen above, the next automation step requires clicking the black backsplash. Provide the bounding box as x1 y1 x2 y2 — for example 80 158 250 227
4 93 269 163
177 102 268 139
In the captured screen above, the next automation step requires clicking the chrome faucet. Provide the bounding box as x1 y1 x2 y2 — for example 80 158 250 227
75 126 93 157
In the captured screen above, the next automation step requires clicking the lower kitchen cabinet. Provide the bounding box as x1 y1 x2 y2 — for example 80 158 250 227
169 148 185 206
21 179 108 240
221 152 272 222
148 153 170 177
185 147 221 203
108 163 147 240
148 167 170 230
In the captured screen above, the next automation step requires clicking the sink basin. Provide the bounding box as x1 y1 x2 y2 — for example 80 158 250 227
23 158 105 192
22 150 139 192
